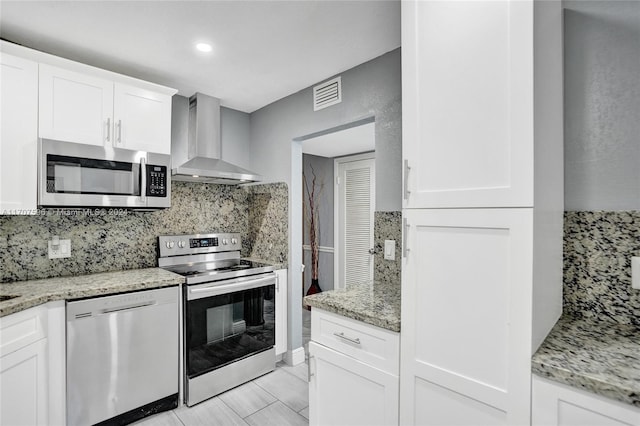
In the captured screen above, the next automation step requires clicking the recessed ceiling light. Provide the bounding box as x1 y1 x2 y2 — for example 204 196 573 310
195 43 212 53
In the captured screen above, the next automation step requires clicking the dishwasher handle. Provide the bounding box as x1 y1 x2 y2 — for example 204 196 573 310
101 300 156 314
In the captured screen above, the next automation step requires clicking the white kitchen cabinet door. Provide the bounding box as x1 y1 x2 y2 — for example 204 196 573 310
113 83 172 154
39 64 114 147
275 269 288 355
309 341 399 426
532 376 640 426
0 339 49 426
0 53 38 214
402 0 534 209
400 208 533 426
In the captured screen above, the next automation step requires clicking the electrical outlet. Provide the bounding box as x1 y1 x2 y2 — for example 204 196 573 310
48 237 71 259
632 257 640 290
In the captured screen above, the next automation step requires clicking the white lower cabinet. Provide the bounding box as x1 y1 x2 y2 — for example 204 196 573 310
275 269 288 355
532 376 640 426
0 302 66 426
309 308 399 426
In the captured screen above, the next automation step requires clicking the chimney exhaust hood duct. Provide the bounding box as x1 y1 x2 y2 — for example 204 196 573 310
171 93 261 184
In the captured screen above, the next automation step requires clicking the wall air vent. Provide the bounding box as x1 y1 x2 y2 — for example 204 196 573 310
313 76 342 111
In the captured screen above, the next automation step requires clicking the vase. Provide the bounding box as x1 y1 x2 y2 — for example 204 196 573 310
306 278 322 295
305 279 322 310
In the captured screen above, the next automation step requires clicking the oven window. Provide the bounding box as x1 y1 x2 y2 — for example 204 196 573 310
185 284 275 378
46 154 140 196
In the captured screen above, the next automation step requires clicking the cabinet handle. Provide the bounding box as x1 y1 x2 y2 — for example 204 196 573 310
333 332 361 345
105 118 111 142
275 274 279 292
403 218 410 258
116 120 122 145
140 157 147 203
308 355 315 381
403 159 411 200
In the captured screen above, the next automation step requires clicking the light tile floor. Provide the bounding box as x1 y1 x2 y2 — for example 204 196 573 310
136 310 313 426
135 361 310 426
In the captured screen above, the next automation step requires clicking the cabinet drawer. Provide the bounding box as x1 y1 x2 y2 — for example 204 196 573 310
0 305 47 357
311 308 399 375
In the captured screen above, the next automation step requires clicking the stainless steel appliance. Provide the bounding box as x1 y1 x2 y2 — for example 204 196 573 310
38 138 171 209
171 93 262 184
158 232 276 406
66 286 179 425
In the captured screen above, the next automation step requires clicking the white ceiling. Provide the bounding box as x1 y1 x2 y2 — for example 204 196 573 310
0 0 400 113
302 122 375 158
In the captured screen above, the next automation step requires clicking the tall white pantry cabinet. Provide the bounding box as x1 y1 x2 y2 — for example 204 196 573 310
401 1 564 425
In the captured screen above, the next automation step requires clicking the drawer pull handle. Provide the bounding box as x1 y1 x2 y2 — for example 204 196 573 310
333 332 361 345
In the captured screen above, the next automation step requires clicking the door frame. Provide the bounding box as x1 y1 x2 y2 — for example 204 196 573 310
334 151 376 289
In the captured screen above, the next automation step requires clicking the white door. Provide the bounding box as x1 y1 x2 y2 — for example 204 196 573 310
0 53 38 214
402 0 534 209
335 154 375 289
400 208 533 426
309 341 399 426
113 83 172 154
39 64 114 147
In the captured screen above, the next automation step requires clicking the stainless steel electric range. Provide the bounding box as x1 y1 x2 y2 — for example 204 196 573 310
158 232 276 406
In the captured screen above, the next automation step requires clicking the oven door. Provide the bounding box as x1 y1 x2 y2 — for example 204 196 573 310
185 273 276 381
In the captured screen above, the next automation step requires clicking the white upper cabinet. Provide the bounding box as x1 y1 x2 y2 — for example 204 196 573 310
402 0 535 208
39 64 114 147
38 58 174 154
113 83 172 153
0 53 38 214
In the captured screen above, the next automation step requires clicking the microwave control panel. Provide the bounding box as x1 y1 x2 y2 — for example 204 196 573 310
147 165 168 197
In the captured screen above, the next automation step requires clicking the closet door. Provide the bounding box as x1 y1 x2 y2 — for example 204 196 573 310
400 208 533 426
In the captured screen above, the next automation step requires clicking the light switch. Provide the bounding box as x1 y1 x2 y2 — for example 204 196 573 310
49 237 71 259
632 257 640 290
384 240 395 261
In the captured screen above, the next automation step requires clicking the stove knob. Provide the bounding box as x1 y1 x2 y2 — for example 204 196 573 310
166 241 175 249
178 240 186 248
231 238 238 245
222 238 228 245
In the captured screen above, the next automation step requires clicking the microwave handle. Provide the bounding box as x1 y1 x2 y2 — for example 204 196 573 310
140 158 147 202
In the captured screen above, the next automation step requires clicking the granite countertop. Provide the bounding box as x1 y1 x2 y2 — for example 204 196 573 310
0 268 184 317
532 315 640 408
303 279 401 332
242 257 287 270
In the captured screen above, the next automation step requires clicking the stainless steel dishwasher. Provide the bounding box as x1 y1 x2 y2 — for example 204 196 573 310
66 286 179 425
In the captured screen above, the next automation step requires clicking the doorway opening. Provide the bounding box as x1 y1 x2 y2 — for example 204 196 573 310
298 119 375 353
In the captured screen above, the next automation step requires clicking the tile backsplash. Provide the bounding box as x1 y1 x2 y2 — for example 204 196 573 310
564 211 640 325
373 211 401 285
0 182 288 283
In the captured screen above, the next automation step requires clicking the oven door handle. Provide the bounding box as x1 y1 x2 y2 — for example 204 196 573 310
187 273 276 300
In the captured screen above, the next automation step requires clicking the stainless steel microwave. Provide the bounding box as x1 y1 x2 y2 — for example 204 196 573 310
38 138 171 209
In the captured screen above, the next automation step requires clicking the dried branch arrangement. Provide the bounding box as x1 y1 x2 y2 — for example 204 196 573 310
303 165 324 284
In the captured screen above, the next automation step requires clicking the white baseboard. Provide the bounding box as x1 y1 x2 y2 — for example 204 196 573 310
283 347 306 366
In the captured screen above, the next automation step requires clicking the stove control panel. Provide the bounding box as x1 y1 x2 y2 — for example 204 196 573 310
158 233 241 257
190 237 218 248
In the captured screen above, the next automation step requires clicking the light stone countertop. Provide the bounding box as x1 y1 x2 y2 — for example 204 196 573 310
0 268 184 317
303 279 401 332
532 315 640 408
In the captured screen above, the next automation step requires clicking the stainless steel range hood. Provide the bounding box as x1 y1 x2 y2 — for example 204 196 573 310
171 93 261 184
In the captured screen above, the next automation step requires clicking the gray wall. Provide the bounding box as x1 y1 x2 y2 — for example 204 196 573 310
302 154 334 293
564 1 640 211
250 48 402 212
221 107 252 171
249 48 401 352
